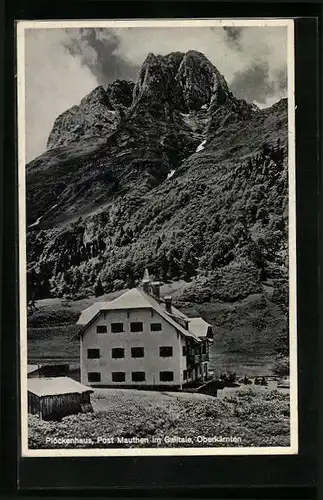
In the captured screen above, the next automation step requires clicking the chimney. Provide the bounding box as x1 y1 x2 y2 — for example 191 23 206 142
164 296 172 313
142 268 150 293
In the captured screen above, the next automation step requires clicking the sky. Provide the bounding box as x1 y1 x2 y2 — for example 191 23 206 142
24 25 288 162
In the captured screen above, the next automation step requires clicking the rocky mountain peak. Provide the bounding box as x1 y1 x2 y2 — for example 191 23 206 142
176 50 230 110
132 52 173 104
46 50 243 152
46 80 136 150
132 50 231 112
46 85 118 150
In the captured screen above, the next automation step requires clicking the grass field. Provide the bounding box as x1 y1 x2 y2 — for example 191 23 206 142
27 324 275 378
28 386 290 449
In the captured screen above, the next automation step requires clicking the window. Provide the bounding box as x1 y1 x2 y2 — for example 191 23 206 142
111 348 124 359
202 343 207 354
131 372 146 382
130 322 143 332
182 346 187 356
96 325 107 334
183 370 188 380
112 372 126 382
159 346 173 357
111 322 124 333
151 323 162 332
131 347 144 358
88 372 101 382
160 371 174 382
87 348 100 359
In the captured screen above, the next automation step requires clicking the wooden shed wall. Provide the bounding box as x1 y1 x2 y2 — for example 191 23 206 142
28 391 93 420
28 391 41 415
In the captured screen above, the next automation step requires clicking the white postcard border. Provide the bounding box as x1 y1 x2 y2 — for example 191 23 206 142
17 18 297 458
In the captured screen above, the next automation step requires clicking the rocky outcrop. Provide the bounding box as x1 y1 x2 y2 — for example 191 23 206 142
106 79 135 109
47 86 118 149
176 50 230 110
47 81 135 150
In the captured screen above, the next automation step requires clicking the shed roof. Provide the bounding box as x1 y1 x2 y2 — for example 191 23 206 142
27 364 39 374
76 288 202 342
28 377 93 397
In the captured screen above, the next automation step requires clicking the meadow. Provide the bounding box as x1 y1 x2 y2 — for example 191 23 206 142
29 386 290 449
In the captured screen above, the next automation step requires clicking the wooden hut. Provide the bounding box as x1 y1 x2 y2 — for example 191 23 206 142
28 377 94 421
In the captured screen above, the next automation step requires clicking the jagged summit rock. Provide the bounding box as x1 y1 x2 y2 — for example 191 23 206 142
46 50 256 152
106 79 135 109
47 85 118 150
176 50 230 110
132 50 231 112
132 51 186 112
47 81 135 150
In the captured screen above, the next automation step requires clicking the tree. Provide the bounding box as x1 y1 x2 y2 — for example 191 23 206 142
94 278 104 297
274 325 289 357
27 268 39 301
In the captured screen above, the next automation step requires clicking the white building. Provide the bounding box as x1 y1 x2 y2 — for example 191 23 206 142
75 272 213 389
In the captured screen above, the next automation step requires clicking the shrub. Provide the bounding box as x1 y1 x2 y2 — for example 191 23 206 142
180 258 261 303
272 356 289 377
211 258 261 301
112 279 126 291
180 278 212 303
272 278 289 312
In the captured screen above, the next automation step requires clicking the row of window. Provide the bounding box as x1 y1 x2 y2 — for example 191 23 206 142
87 346 176 359
88 371 174 383
96 322 162 334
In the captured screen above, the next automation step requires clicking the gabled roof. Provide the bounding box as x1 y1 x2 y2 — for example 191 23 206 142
77 289 157 324
28 377 93 397
188 318 212 338
76 288 202 343
77 301 105 326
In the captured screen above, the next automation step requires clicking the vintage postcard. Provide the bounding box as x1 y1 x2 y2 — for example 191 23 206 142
17 19 297 457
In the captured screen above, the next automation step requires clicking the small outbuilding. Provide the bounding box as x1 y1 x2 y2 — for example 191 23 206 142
28 377 94 421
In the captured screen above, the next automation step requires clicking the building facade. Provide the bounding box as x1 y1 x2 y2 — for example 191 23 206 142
76 275 213 389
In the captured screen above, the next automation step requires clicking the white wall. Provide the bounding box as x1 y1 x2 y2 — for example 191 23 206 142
81 307 188 387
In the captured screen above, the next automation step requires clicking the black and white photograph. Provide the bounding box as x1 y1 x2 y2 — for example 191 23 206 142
17 19 297 457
